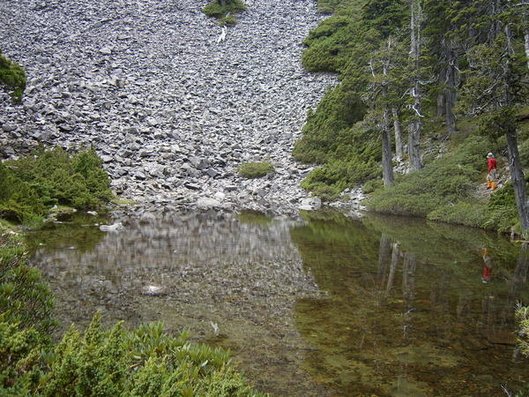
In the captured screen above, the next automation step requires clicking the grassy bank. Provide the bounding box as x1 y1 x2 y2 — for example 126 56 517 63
365 133 518 233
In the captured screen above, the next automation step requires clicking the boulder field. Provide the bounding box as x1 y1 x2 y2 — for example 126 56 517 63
0 0 337 215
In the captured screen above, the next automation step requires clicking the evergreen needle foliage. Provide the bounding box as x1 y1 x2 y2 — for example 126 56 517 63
297 0 529 232
238 161 275 179
0 226 265 397
0 147 113 224
0 50 26 103
203 0 246 26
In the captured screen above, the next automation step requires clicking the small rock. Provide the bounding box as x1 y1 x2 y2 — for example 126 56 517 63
197 197 221 209
141 285 167 297
299 197 322 211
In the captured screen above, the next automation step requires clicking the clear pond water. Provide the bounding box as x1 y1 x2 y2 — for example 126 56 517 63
28 210 529 396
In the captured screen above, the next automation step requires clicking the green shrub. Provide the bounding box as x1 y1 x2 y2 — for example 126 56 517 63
300 182 343 202
238 162 275 179
0 147 113 224
427 201 491 229
203 0 246 25
302 17 355 73
0 230 55 336
0 227 264 397
293 86 367 164
36 316 264 397
362 178 383 194
0 50 26 103
222 14 237 26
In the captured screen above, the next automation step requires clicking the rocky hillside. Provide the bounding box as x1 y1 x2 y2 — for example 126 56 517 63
0 0 334 215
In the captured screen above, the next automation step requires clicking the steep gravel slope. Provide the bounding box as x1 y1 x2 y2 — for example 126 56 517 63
0 0 334 214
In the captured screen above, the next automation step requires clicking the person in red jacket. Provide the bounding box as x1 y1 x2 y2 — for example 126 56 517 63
486 152 497 190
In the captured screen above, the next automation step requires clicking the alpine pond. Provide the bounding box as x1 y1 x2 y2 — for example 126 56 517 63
28 210 529 396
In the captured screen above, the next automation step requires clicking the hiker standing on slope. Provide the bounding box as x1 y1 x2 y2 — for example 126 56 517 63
486 152 497 190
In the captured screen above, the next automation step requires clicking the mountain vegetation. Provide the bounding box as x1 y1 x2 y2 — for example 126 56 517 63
296 0 529 234
0 52 261 397
203 0 246 26
0 49 26 103
238 161 275 179
0 147 113 225
0 224 264 396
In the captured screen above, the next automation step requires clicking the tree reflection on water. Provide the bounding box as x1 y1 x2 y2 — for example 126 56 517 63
292 212 529 397
26 210 529 396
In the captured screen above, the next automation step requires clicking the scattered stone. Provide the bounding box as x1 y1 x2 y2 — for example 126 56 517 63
196 197 221 210
0 0 340 216
184 182 202 190
299 197 322 211
2 123 17 133
99 46 112 55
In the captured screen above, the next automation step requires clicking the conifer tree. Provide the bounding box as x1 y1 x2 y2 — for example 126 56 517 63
460 0 529 233
407 0 424 171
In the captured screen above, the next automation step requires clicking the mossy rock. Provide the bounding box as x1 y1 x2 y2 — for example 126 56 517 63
238 162 275 179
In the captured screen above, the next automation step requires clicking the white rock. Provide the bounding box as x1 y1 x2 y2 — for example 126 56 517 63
197 197 221 210
141 285 166 296
214 191 226 202
299 197 322 211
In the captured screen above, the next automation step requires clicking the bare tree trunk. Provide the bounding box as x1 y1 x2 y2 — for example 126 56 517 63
408 109 422 170
525 30 529 70
392 107 404 161
444 48 457 135
381 39 395 186
436 93 445 118
382 107 394 187
506 126 529 233
386 242 400 294
501 24 529 234
408 0 423 171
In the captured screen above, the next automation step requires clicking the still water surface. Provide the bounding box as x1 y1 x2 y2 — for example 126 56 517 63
28 210 529 396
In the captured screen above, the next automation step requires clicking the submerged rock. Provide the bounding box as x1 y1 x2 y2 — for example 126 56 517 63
99 222 124 232
141 285 167 297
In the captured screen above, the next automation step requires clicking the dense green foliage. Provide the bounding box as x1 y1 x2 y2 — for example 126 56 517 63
0 147 112 224
238 161 275 179
366 135 517 231
0 50 26 103
203 0 246 26
0 226 264 397
296 0 529 232
515 304 529 396
0 223 55 337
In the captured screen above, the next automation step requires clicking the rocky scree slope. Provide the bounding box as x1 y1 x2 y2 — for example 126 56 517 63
0 0 335 215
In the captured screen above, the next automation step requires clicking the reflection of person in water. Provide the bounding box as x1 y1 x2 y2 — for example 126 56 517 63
482 247 492 283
